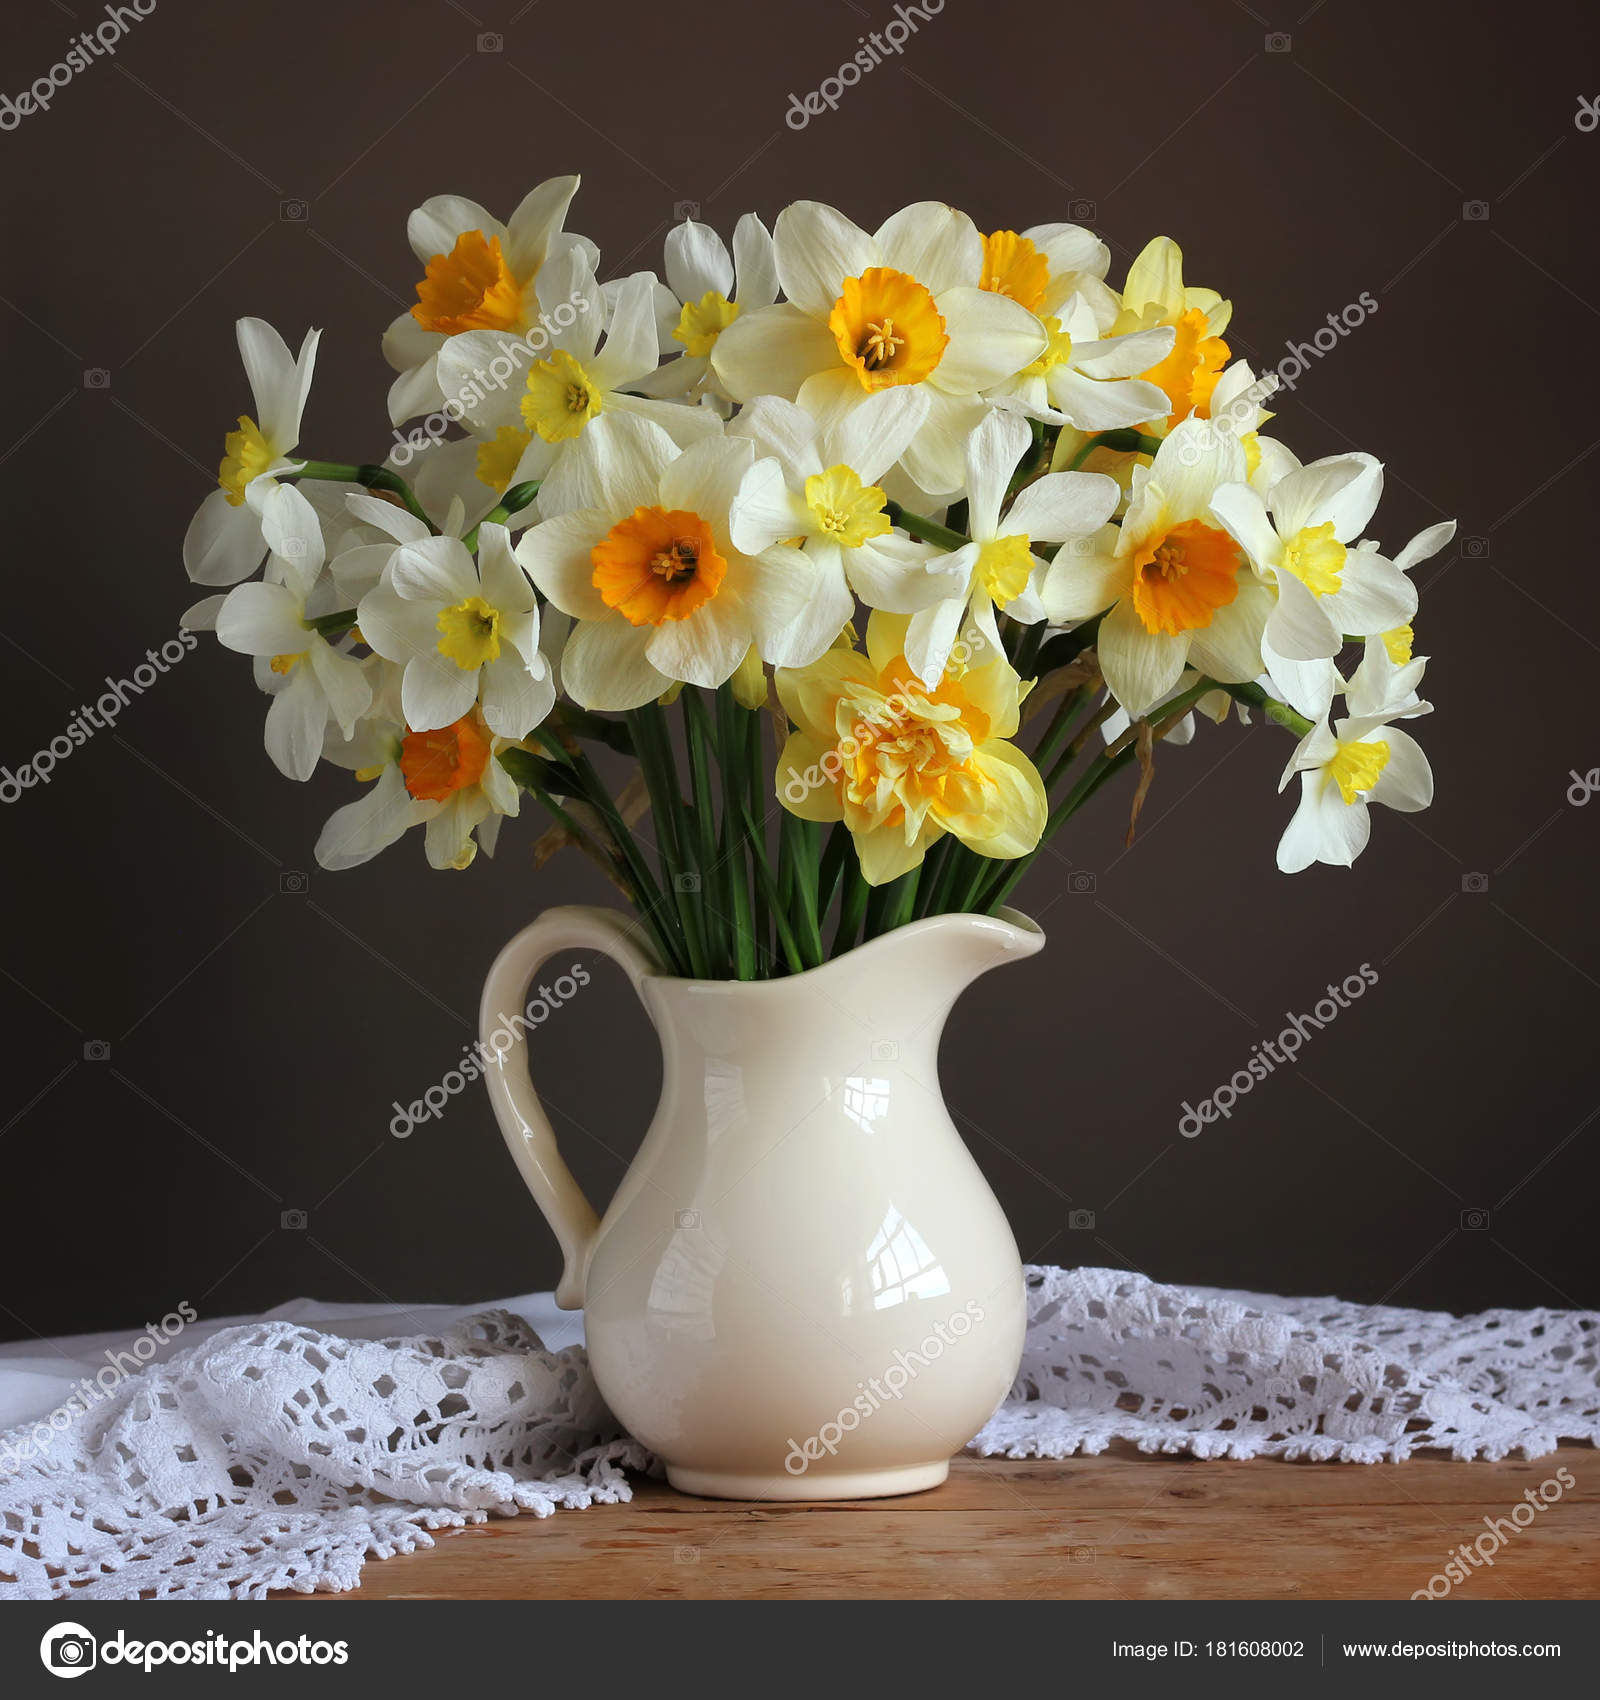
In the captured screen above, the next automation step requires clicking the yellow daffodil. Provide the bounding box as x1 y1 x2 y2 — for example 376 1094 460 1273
775 613 1047 885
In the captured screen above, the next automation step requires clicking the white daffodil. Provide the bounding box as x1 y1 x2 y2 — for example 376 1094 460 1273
631 214 779 403
382 177 590 426
1110 236 1232 430
1276 653 1433 873
900 407 1119 685
211 487 371 780
356 521 554 739
516 413 810 710
986 290 1175 432
726 389 964 665
1210 452 1415 722
976 222 1111 318
1204 363 1293 493
184 319 320 586
316 668 522 873
711 200 1048 497
1360 518 1455 671
1038 418 1271 717
433 247 720 498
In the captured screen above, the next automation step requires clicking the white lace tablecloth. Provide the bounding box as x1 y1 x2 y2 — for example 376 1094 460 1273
2 1268 1594 1601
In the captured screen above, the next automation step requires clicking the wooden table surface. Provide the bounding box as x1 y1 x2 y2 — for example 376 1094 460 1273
286 1442 1600 1601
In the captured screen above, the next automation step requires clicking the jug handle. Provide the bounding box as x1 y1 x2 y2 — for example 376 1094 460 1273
479 905 666 1309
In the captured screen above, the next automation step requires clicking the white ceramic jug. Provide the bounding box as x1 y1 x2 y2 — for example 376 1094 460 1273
480 903 1043 1500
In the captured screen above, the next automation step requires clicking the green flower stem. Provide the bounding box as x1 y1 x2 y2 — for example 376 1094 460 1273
306 608 358 638
1030 613 1104 678
737 796 807 976
1063 429 1163 472
742 705 771 968
977 676 1218 912
1011 621 1047 676
832 866 870 958
519 733 686 974
461 480 540 554
815 822 850 927
295 460 437 533
910 835 952 919
550 703 635 757
1043 697 1119 793
882 502 972 553
780 812 825 968
711 687 758 981
682 691 728 975
1217 680 1315 738
1031 684 1090 774
627 707 709 977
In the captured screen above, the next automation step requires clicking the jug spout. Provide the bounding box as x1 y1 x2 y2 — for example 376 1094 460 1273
792 906 1047 1042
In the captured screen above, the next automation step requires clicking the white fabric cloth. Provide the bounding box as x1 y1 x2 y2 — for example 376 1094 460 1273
1 1268 1594 1601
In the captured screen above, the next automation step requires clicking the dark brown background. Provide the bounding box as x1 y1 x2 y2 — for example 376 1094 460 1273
2 0 1596 1343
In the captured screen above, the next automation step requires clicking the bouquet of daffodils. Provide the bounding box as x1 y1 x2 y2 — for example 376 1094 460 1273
183 179 1451 980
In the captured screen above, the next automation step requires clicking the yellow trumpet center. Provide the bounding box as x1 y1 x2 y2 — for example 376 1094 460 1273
411 230 525 336
435 595 503 670
804 465 891 548
829 268 948 391
476 426 532 493
521 348 604 443
1130 518 1243 636
1281 522 1347 597
976 535 1034 608
1326 738 1390 805
1140 307 1230 424
673 290 741 358
591 506 727 627
980 230 1050 312
1019 315 1072 378
218 415 276 506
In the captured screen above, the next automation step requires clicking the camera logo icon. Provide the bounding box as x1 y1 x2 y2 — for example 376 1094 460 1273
1068 1208 1096 1231
1265 31 1291 51
279 870 308 894
1461 871 1488 893
1463 200 1490 222
674 871 701 893
1069 870 1097 894
674 200 701 221
82 368 111 390
40 1623 97 1676
281 1209 308 1230
83 1039 111 1062
1461 1207 1491 1231
675 1208 700 1230
871 1039 899 1061
279 198 310 222
1068 199 1096 222
1462 536 1489 558
477 31 503 52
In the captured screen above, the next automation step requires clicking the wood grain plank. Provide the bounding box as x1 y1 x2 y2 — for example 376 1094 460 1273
277 1444 1600 1601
